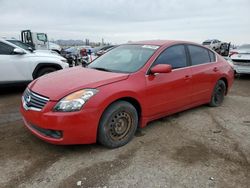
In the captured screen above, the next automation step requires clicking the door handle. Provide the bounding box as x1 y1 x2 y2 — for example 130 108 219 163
213 67 219 72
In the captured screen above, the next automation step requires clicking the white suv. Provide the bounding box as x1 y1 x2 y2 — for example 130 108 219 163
0 39 68 85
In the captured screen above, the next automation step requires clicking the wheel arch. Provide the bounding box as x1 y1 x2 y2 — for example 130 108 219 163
112 97 142 120
32 63 62 79
98 96 143 128
218 77 228 95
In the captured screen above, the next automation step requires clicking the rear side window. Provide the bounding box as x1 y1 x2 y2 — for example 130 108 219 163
0 42 14 55
188 45 210 65
154 45 187 69
208 50 216 62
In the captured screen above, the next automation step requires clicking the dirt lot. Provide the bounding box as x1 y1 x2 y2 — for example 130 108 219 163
0 76 250 188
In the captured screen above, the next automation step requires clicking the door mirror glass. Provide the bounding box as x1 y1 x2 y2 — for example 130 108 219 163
13 48 26 55
150 64 172 74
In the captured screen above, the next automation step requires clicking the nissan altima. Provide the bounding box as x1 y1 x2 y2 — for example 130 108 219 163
20 40 234 148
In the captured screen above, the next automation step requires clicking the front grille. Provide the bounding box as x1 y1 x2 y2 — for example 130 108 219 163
22 89 49 111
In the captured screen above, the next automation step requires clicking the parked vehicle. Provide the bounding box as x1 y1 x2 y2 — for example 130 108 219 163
217 42 231 56
0 39 68 86
20 40 234 148
230 44 250 74
61 46 93 67
21 30 62 53
202 39 221 50
61 47 81 67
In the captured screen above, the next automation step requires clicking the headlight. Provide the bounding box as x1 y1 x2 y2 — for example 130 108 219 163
54 89 98 112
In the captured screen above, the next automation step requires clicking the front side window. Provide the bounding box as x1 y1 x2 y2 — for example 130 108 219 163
0 42 14 55
7 40 33 51
89 44 158 73
188 45 210 65
153 45 187 69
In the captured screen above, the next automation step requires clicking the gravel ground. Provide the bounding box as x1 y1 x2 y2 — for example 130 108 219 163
0 76 250 188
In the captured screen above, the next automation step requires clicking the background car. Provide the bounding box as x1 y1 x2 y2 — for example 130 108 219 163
61 46 92 67
230 44 250 75
202 39 221 50
61 47 81 67
0 38 68 86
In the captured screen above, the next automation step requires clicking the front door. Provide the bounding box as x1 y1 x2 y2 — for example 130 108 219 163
0 41 30 83
145 45 192 118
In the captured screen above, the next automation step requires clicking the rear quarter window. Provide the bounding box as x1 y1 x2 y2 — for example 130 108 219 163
188 45 211 65
208 50 216 62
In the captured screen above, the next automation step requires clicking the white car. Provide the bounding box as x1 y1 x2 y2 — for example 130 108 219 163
0 39 69 85
202 39 221 50
230 44 250 74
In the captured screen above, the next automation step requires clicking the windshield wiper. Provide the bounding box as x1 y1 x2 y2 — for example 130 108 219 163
90 67 113 72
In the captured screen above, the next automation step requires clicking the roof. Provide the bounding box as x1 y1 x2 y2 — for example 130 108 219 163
128 40 177 46
128 40 199 46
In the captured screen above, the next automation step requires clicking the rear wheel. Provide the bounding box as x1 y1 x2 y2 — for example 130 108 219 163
209 80 226 107
36 67 57 78
98 101 138 148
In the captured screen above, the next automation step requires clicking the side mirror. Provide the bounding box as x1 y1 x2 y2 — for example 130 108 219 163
28 47 34 52
150 64 172 74
13 48 26 55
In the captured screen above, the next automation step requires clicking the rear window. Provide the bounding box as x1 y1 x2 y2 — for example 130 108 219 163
188 45 211 65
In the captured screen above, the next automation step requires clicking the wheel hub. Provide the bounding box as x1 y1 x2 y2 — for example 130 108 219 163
109 112 132 141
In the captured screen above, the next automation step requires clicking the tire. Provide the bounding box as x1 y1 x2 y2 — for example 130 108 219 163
36 67 57 78
209 80 226 107
98 101 138 148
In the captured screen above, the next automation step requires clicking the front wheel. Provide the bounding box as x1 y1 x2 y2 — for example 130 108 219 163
98 101 138 148
209 80 226 107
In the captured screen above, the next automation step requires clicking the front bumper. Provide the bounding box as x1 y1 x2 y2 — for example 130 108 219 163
20 101 101 145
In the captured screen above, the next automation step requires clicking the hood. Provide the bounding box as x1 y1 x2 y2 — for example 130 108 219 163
29 67 129 101
27 51 63 59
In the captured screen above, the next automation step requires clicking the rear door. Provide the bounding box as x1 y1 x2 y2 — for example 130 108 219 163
187 45 219 104
145 44 192 117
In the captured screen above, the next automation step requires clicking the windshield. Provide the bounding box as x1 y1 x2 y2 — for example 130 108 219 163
7 40 33 51
238 44 250 49
88 44 159 73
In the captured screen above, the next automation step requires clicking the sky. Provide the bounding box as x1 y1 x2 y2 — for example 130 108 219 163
0 0 249 45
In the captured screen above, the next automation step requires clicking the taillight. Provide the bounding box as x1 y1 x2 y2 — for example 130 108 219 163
229 51 238 57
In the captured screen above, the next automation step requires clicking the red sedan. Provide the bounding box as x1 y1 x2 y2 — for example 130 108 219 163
20 40 234 148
